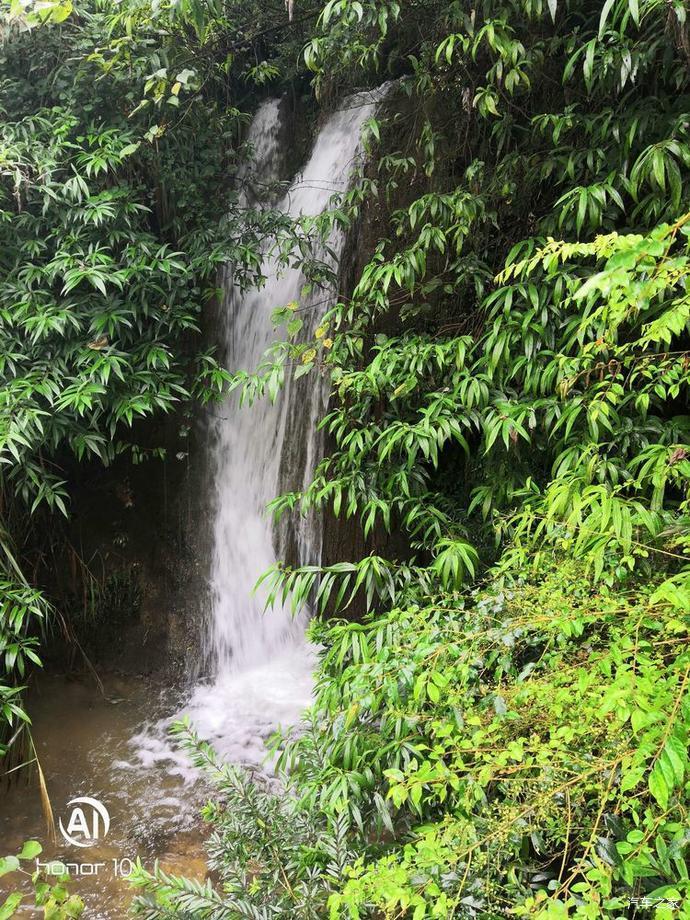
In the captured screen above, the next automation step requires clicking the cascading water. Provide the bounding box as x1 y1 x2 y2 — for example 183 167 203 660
160 90 385 767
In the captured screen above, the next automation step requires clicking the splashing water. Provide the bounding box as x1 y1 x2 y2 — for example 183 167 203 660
132 90 385 772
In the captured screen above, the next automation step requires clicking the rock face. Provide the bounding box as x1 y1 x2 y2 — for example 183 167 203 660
44 408 213 680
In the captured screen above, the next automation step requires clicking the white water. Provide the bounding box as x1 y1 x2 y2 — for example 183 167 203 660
130 91 384 773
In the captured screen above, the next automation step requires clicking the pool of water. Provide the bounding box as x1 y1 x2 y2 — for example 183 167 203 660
0 673 208 918
0 643 316 918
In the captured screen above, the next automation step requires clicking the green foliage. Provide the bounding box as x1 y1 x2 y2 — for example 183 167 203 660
251 0 690 602
0 840 84 918
130 720 356 919
4 0 690 914
263 1 690 908
0 533 47 755
138 565 690 918
0 0 281 513
313 565 690 917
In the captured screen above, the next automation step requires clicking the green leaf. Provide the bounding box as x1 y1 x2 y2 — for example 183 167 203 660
0 892 23 920
662 736 686 785
18 840 42 860
0 857 19 879
648 759 670 809
598 0 616 38
119 143 140 158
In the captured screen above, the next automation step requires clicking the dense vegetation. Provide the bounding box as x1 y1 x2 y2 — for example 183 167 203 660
3 0 690 917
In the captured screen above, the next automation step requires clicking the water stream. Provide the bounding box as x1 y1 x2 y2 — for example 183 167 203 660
172 91 381 765
0 91 381 916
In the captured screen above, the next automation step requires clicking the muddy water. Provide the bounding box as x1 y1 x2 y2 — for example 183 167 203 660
0 673 209 918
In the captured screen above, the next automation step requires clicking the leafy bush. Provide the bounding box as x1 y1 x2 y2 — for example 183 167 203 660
132 564 690 918
131 721 355 919
0 840 84 919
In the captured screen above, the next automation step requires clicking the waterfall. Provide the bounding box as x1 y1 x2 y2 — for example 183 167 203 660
173 91 383 766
